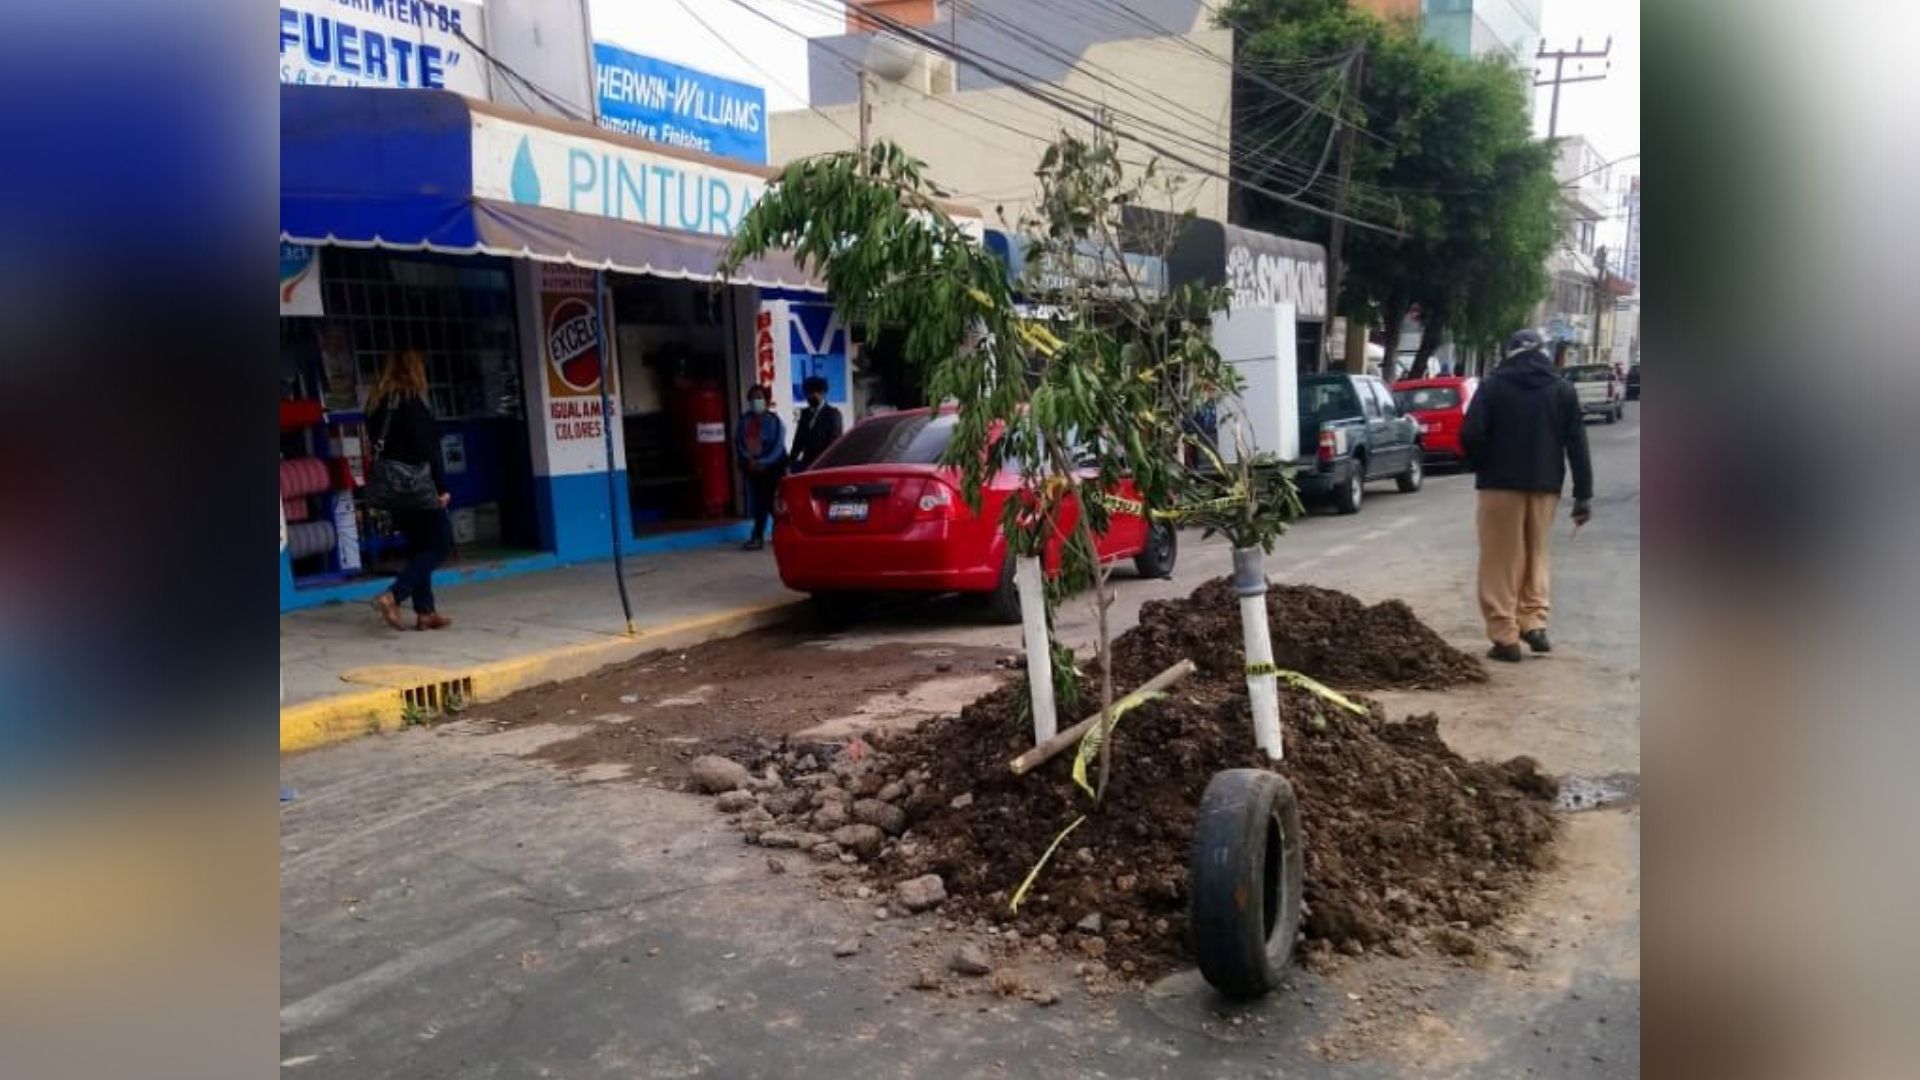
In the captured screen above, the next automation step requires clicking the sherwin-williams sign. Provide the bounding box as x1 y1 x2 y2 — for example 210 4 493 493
592 43 768 165
471 113 766 239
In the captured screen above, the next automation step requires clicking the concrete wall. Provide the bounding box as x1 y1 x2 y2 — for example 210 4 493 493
774 28 1233 229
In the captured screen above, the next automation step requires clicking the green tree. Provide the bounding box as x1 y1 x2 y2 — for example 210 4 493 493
722 135 1301 800
1223 0 1558 376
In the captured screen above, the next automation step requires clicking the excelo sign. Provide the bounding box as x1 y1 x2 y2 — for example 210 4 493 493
538 266 612 471
278 0 488 98
473 113 765 239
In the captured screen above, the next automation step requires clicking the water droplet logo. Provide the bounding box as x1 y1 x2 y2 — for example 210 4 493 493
509 136 541 205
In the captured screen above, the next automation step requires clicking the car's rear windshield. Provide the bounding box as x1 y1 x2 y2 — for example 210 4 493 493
1299 378 1361 419
813 412 956 468
1566 365 1612 381
1394 386 1460 412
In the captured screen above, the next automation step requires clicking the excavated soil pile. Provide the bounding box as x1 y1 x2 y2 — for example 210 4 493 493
868 677 1557 976
1125 578 1489 690
708 580 1551 980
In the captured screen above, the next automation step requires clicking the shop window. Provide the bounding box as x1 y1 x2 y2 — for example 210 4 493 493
318 250 523 421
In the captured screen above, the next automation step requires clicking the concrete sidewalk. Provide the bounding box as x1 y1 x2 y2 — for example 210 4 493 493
280 547 800 751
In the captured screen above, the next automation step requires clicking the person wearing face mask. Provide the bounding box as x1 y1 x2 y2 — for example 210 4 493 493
735 384 788 551
788 375 844 474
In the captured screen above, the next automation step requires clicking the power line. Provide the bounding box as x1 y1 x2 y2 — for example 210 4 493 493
781 0 1401 227
810 0 1373 202
724 0 1403 232
672 0 862 144
452 26 592 123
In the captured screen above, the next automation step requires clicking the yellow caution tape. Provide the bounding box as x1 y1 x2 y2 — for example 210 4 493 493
1071 691 1165 798
1009 815 1086 913
1276 669 1369 716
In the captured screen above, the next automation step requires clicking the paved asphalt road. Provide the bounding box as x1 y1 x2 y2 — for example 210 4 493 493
281 407 1641 1078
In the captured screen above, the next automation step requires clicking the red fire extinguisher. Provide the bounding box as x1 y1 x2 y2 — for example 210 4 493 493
687 380 732 517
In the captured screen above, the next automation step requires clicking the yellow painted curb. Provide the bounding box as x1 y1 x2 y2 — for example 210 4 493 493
280 599 806 753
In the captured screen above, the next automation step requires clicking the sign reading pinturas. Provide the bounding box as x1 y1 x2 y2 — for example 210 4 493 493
592 43 768 165
472 113 766 240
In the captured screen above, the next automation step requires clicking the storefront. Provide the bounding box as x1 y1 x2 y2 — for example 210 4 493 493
279 85 820 611
1144 212 1330 370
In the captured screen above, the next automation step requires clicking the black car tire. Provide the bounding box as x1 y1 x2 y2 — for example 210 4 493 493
1133 518 1179 579
1332 457 1365 514
1190 768 1305 998
984 554 1024 625
1395 450 1423 493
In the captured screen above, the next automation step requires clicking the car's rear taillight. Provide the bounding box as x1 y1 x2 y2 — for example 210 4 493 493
914 480 962 521
1317 427 1347 462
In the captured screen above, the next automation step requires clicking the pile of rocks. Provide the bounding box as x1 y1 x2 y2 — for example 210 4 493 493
686 740 932 871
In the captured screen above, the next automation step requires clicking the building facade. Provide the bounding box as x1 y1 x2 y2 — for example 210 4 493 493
1353 0 1543 62
1535 135 1615 364
779 0 1233 228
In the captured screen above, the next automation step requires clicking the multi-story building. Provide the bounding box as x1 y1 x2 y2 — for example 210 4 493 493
1354 0 1544 63
778 1 1234 227
1537 135 1614 364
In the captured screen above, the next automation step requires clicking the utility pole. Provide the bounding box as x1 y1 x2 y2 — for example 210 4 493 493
858 70 873 157
1591 245 1608 365
1534 37 1611 139
1323 47 1362 374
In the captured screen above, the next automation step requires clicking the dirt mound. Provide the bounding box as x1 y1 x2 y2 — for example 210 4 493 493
1120 578 1487 690
866 673 1556 977
713 580 1553 981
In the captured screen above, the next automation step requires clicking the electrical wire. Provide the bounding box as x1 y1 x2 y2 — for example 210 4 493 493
792 0 1362 200
451 27 593 123
775 0 1398 224
671 0 863 145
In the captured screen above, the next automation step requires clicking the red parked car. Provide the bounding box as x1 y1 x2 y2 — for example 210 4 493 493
771 407 1178 622
1391 376 1479 465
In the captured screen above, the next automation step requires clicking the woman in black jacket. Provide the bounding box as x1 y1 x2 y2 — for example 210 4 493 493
366 350 454 631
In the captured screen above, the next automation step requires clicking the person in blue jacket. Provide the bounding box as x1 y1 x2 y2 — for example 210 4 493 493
735 384 788 550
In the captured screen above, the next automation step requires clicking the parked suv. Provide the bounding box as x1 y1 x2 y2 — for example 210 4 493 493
1565 364 1626 423
1294 372 1423 514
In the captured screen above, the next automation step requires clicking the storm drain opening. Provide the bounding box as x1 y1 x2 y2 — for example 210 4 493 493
402 676 475 716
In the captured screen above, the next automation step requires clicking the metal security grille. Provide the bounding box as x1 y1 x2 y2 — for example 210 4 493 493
319 249 524 422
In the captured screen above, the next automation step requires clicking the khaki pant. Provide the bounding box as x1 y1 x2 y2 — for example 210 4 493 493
1476 490 1560 646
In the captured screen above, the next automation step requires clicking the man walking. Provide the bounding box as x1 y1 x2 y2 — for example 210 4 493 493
1459 329 1594 662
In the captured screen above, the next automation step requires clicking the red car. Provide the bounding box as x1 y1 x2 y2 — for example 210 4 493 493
1391 376 1479 465
771 407 1178 621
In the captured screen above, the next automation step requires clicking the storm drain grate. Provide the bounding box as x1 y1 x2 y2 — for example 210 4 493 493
402 676 475 715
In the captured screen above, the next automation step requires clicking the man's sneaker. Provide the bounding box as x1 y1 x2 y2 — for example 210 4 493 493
1522 629 1552 654
1487 642 1524 663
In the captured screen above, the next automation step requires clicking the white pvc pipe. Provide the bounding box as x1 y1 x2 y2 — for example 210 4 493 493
1233 547 1283 761
1015 554 1058 745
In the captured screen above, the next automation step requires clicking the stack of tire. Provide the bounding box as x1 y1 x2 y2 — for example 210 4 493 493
281 457 335 560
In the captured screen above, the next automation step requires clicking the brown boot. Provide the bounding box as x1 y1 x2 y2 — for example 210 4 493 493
373 593 407 631
416 612 452 631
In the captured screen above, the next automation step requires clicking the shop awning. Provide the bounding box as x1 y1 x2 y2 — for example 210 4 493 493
280 85 821 291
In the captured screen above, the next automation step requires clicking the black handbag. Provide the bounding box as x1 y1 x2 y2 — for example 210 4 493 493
364 400 442 512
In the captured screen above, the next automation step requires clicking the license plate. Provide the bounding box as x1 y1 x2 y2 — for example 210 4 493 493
826 500 868 522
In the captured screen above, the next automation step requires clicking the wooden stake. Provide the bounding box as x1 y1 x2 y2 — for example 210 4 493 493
1008 659 1196 776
